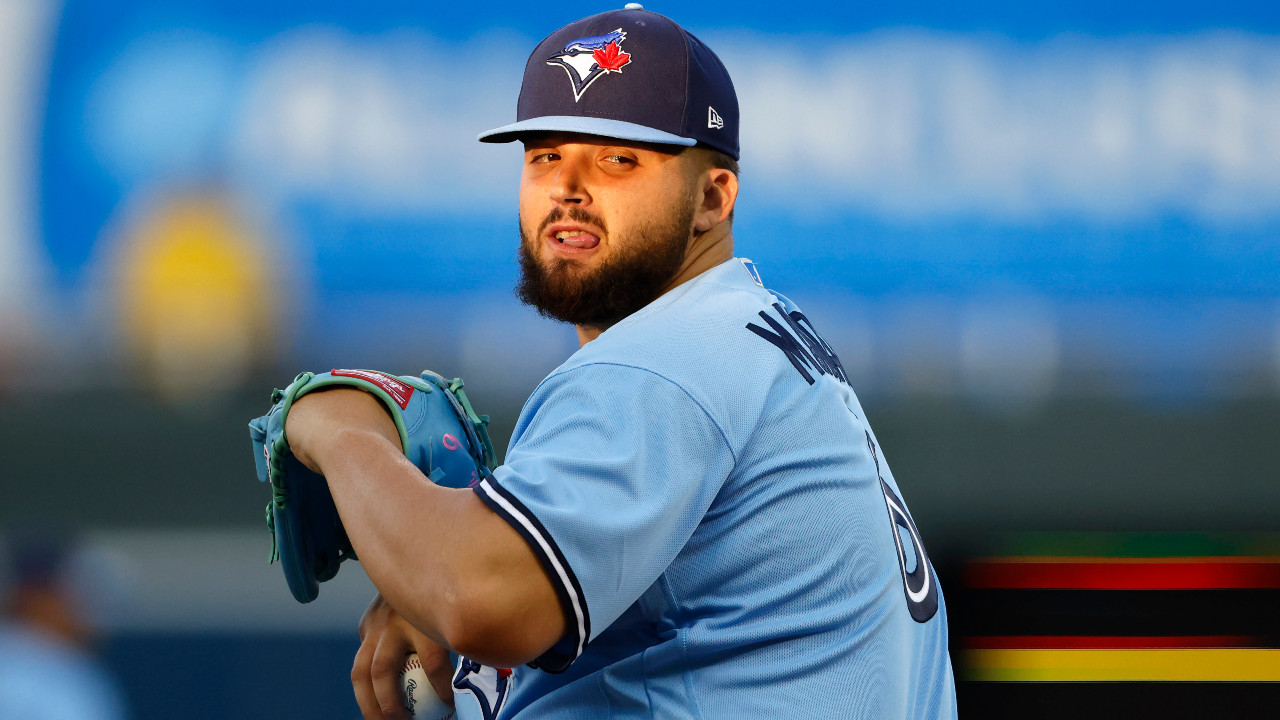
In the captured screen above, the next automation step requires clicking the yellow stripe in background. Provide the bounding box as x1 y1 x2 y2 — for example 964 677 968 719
965 649 1280 682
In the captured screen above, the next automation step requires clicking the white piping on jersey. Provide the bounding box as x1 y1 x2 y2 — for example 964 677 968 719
477 477 589 660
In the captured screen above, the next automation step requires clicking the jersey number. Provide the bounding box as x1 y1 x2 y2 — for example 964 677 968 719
867 431 939 623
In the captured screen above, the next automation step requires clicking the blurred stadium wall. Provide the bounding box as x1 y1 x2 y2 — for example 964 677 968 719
2 0 1279 717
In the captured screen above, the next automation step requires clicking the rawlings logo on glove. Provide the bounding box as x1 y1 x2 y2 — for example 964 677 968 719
248 369 497 603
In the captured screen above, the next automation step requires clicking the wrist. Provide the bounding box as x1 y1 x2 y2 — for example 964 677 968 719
286 388 399 472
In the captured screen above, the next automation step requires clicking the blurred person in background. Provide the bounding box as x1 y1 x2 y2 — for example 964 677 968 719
0 529 131 720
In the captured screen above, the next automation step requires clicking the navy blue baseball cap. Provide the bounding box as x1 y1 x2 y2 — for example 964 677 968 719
477 4 740 159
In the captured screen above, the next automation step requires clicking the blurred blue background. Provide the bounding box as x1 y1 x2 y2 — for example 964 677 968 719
1 0 1278 717
8 0 1280 402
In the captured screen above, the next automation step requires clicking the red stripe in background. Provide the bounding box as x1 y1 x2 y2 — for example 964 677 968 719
965 558 1280 590
966 636 1262 650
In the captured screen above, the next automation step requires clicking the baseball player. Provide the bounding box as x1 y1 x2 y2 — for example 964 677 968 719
279 6 957 719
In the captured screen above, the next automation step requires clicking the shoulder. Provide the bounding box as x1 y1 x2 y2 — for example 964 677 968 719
537 259 846 454
568 258 845 390
0 625 126 717
565 259 781 374
520 361 732 456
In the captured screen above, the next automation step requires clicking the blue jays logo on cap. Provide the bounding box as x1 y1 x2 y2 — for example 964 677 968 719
478 7 740 160
546 28 633 102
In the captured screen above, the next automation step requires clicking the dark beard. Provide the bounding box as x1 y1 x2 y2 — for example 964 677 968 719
516 202 694 328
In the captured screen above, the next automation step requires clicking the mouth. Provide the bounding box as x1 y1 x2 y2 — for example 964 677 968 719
545 224 602 253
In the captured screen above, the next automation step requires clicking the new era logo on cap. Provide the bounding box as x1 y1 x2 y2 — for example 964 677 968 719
477 4 740 160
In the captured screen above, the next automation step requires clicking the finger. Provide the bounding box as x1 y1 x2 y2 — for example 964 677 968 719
358 593 387 642
371 635 413 720
351 635 388 720
412 641 456 707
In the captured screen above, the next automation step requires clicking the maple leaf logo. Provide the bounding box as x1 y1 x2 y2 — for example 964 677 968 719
592 41 631 72
546 30 632 101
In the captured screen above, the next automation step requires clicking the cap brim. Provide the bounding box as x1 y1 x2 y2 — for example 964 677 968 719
477 116 698 147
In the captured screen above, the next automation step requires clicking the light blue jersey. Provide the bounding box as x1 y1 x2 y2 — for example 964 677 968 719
461 258 956 719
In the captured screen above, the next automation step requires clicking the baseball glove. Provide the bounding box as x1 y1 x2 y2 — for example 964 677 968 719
248 369 497 603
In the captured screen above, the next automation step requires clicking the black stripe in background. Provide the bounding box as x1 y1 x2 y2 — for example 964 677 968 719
959 682 1280 720
955 589 1280 642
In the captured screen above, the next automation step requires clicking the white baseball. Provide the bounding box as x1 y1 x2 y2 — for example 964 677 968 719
400 653 456 720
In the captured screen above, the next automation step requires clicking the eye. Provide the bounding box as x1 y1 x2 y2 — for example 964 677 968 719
602 154 637 166
528 151 560 164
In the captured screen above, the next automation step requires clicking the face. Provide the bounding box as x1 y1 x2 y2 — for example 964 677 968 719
516 133 701 328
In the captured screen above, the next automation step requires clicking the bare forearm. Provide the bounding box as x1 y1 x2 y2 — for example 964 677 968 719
313 428 469 639
287 389 566 666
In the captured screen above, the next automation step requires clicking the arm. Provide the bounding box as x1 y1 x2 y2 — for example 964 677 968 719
286 387 566 667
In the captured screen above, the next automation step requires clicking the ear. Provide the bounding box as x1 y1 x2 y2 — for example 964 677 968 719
693 168 738 233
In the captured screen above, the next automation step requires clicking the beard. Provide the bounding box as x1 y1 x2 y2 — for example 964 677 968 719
516 200 694 328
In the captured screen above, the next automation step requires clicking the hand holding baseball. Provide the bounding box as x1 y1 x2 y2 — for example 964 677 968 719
400 653 455 720
353 594 455 720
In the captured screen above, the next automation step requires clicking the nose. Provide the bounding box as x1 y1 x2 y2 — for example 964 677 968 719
550 155 590 205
